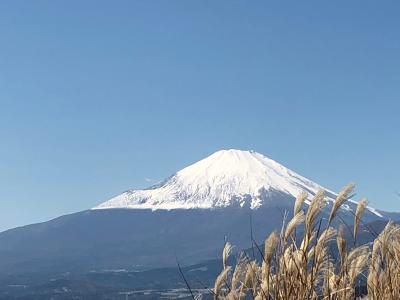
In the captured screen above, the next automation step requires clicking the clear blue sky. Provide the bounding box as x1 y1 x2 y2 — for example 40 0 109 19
0 1 399 231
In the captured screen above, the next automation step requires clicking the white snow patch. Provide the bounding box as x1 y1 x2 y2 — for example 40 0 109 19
188 266 208 272
93 149 382 218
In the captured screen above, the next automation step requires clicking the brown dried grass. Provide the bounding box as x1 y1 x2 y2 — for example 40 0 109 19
213 185 400 300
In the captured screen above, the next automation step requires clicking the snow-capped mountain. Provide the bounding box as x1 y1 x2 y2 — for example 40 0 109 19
0 149 393 284
94 149 381 217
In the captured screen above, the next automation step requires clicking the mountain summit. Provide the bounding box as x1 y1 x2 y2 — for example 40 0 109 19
94 149 372 213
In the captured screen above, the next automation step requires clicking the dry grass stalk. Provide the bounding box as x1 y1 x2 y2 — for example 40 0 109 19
222 242 233 271
354 199 368 241
294 191 308 216
328 183 354 225
212 184 400 300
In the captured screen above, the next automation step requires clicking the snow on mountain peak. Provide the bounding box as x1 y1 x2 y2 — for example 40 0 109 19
94 149 331 210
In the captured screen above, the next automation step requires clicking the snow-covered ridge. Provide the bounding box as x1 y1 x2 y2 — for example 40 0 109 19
93 149 381 217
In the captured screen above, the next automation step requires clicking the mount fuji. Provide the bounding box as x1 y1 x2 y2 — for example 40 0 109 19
0 149 392 290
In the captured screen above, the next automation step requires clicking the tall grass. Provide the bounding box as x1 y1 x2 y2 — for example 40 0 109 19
212 185 400 300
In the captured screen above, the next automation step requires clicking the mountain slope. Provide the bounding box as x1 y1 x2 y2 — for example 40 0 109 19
0 207 290 275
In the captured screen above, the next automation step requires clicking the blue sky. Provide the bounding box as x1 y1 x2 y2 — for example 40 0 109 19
0 1 399 231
